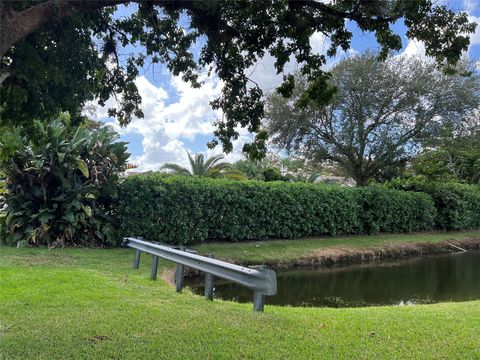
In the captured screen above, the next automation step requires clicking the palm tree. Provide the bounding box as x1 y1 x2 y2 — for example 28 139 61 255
161 152 246 179
286 172 321 183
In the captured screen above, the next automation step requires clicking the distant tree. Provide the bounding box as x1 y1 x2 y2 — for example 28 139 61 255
161 152 245 179
0 1 477 156
412 113 480 184
266 53 480 186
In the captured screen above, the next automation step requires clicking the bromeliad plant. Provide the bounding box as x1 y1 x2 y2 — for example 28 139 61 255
0 118 129 247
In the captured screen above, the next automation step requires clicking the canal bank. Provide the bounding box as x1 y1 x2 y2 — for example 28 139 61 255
193 229 480 270
261 237 480 270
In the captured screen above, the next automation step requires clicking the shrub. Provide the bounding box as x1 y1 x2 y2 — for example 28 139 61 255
385 177 480 230
0 119 129 247
262 167 288 182
117 175 436 245
354 186 435 234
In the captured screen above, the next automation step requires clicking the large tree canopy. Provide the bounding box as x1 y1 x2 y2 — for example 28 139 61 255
265 53 480 186
0 0 476 156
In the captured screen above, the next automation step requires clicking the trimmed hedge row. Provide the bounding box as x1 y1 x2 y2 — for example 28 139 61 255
117 175 435 245
385 178 480 230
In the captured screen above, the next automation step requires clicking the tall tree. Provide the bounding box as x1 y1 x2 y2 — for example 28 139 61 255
0 1 476 156
265 53 480 186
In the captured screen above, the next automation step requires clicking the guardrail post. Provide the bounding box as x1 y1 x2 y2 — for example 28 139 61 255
150 255 159 280
175 264 184 292
204 254 214 300
175 246 185 292
253 265 266 312
133 249 141 269
253 291 265 312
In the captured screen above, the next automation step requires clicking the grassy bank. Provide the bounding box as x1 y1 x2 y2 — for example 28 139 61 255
1 245 480 359
195 229 480 267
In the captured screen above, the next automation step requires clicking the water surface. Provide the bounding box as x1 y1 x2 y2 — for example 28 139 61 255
188 251 480 307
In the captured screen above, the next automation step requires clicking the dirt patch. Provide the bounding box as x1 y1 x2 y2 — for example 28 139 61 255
88 335 110 343
161 267 176 284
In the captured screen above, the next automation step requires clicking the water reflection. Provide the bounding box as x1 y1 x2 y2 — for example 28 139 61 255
188 251 480 307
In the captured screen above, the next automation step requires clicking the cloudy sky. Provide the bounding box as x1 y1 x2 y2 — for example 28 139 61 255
94 0 480 171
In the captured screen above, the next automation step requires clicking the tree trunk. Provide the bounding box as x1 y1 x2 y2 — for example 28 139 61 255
350 162 369 187
354 176 368 187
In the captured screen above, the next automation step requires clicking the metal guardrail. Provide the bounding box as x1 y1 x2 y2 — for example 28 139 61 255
122 237 277 312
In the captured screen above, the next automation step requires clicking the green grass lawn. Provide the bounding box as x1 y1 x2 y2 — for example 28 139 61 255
1 241 479 359
195 229 480 264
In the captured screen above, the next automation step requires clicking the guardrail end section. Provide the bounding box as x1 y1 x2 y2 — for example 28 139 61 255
258 268 277 296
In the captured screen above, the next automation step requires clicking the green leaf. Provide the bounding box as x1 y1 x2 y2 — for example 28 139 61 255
76 159 89 178
63 212 76 224
38 211 54 225
58 152 66 163
81 204 92 217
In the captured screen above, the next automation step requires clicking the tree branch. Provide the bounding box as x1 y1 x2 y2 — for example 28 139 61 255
1 0 130 58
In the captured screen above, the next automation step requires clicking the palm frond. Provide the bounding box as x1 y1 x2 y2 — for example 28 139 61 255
308 173 321 183
187 151 195 170
210 162 232 171
204 154 225 169
166 152 236 178
161 163 192 176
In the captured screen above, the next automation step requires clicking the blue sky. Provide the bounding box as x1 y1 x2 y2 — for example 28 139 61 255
94 0 480 170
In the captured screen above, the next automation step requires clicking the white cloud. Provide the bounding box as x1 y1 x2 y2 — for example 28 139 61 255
403 39 427 58
463 0 477 13
92 73 229 170
247 53 297 92
310 31 330 54
468 15 480 46
125 75 219 141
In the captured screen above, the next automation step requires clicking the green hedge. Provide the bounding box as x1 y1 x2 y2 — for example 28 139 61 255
117 175 435 245
385 178 480 230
